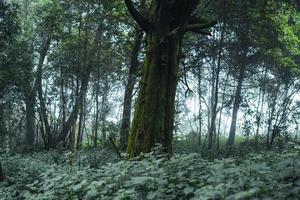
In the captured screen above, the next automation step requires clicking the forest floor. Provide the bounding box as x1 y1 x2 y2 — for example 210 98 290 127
0 144 300 200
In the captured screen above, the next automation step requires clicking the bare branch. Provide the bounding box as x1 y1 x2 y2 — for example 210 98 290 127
124 0 151 32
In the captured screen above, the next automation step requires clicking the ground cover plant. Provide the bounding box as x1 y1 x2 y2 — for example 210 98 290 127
1 144 300 200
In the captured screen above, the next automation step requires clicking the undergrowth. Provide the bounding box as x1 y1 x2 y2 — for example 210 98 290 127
0 144 299 200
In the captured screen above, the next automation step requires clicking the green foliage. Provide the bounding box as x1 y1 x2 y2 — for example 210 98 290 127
0 1 20 91
1 144 300 199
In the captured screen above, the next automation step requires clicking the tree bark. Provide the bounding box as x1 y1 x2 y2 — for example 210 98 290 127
0 161 4 182
56 70 90 146
100 76 109 142
36 37 51 149
0 101 5 148
208 25 226 149
77 95 85 148
119 30 143 151
216 70 230 149
56 28 101 146
255 67 267 146
226 64 246 146
125 0 216 157
197 64 202 146
24 87 35 148
93 68 100 147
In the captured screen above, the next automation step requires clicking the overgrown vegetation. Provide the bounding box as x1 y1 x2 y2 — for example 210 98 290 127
1 144 300 200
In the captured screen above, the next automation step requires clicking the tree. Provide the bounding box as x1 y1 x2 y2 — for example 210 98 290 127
124 0 217 157
119 29 144 151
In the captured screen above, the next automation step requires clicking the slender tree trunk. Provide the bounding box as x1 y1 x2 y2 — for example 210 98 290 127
93 70 100 147
208 58 216 149
56 28 101 146
36 37 51 149
79 103 86 147
0 101 4 147
217 70 230 149
77 96 85 148
226 64 246 146
267 84 279 146
56 71 90 145
208 25 226 149
100 77 109 142
59 66 66 143
197 64 202 146
0 161 4 182
255 67 267 146
24 88 35 148
120 30 143 151
70 117 77 153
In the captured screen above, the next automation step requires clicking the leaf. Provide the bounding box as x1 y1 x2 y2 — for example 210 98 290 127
131 176 150 185
226 188 258 200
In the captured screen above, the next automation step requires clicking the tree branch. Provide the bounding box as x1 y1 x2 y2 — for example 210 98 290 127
186 20 218 32
188 15 207 25
188 30 212 35
124 0 151 32
161 0 175 10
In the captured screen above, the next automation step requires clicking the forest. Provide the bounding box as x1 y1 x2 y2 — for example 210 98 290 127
0 0 300 199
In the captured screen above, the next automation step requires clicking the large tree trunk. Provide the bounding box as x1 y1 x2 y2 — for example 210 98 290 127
119 30 143 151
226 64 246 146
125 0 216 157
126 33 180 157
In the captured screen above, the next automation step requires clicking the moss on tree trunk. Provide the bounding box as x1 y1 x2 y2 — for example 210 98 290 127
124 0 217 157
127 33 181 157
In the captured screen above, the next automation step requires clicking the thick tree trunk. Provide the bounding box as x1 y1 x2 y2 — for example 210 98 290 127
125 0 216 157
120 30 143 151
126 12 183 157
226 64 246 146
